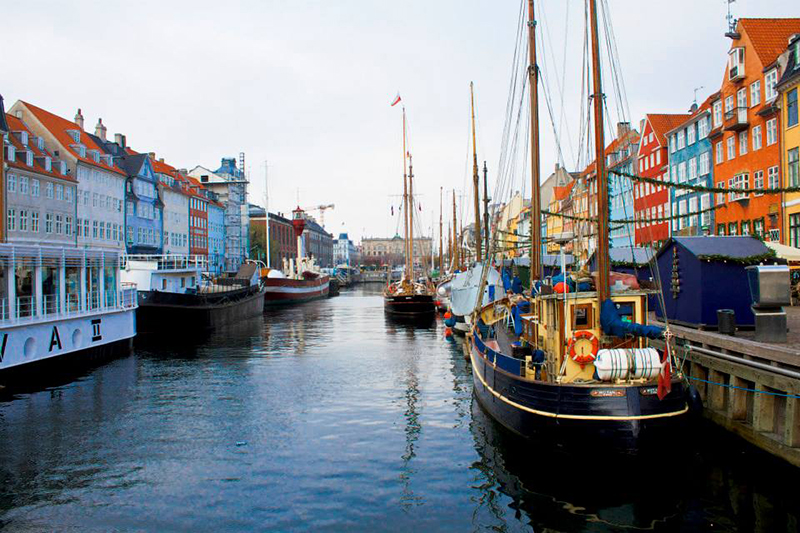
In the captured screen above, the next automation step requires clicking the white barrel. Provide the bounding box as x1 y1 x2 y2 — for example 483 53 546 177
594 348 661 382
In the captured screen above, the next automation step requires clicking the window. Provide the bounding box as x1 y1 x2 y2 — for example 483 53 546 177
750 80 761 107
765 69 778 100
18 210 28 232
99 221 105 239
65 188 72 203
687 125 696 145
791 214 800 248
701 194 711 226
766 119 777 146
46 182 54 199
93 220 98 238
716 142 723 164
699 152 710 175
66 216 73 236
56 184 64 201
127 226 134 245
656 150 661 165
768 166 779 189
752 125 762 151
689 158 697 180
789 148 799 187
46 213 53 233
7 174 16 193
55 214 63 234
677 162 686 183
7 209 15 231
713 101 722 128
698 116 709 138
754 169 764 192
788 88 798 128
728 222 738 236
728 173 749 201
31 179 39 197
717 223 726 236
742 220 750 235
754 218 764 238
729 47 744 79
739 131 748 155
669 135 676 153
737 87 747 110
727 136 735 160
724 95 734 113
93 193 98 207
31 212 39 233
127 202 134 216
677 130 685 149
19 176 29 195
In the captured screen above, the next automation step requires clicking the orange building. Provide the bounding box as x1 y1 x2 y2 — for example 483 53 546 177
710 18 800 240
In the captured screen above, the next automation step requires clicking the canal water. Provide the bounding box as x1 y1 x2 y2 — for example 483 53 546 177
0 286 798 532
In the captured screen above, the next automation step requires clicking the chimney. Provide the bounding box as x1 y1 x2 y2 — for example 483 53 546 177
159 158 165 163
617 121 631 139
95 118 107 141
114 133 126 148
74 108 84 130
149 152 156 160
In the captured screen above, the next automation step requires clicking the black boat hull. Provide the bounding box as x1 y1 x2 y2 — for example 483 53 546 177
137 287 265 333
469 334 691 454
384 294 436 316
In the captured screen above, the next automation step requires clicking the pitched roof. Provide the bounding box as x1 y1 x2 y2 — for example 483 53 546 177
739 18 800 67
4 113 77 182
553 179 575 201
777 34 800 89
646 113 692 145
19 101 124 175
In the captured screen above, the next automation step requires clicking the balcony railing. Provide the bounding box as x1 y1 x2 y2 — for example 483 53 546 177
0 287 138 326
724 107 749 131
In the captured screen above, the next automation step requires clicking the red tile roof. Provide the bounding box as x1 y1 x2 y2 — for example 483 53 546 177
19 101 125 176
4 113 77 182
646 113 692 145
739 18 800 67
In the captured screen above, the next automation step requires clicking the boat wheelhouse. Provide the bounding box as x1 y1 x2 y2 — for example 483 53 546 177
0 244 137 380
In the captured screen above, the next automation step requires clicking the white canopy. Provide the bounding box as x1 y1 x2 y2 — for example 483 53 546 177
765 241 800 262
450 263 504 317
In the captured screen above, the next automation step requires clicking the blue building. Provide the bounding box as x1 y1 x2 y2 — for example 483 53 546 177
665 98 715 237
120 154 163 254
208 201 226 274
607 123 640 248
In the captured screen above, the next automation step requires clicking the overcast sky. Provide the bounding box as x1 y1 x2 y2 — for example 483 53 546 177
4 0 799 243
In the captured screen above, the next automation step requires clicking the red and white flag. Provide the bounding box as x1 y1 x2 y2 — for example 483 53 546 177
391 93 402 107
657 336 673 400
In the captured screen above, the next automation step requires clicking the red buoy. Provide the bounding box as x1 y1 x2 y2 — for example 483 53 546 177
444 312 452 319
444 327 453 337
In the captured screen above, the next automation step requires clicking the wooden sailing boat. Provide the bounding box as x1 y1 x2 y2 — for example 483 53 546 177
467 0 695 453
384 106 436 317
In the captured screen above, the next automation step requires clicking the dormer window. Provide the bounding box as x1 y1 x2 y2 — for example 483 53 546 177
36 136 44 150
59 160 67 175
66 129 81 143
45 156 52 172
87 149 100 163
102 154 113 166
26 151 34 167
765 68 778 101
71 143 86 158
728 47 745 80
15 130 29 146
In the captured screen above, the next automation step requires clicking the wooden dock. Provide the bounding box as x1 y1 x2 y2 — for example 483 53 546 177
652 318 800 467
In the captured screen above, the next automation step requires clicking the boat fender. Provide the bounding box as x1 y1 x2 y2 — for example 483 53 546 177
686 384 704 416
444 327 453 338
444 312 452 319
567 331 598 368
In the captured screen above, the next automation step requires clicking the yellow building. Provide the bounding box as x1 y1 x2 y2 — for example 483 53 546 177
496 192 526 259
779 35 800 246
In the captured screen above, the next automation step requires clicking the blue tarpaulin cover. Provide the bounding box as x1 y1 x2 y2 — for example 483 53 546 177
600 299 663 339
511 300 531 336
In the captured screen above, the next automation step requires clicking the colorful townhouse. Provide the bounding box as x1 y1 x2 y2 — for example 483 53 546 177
184 176 209 258
635 113 690 247
709 18 800 240
10 102 126 250
664 99 716 238
4 112 77 246
207 201 225 275
778 33 800 247
606 123 640 248
1 95 7 242
151 157 190 256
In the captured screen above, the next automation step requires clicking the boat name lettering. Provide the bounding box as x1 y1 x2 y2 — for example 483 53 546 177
91 319 102 342
49 327 62 352
640 387 658 396
590 389 625 397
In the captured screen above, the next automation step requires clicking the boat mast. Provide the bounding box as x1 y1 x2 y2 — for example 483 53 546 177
264 160 270 268
527 0 542 284
482 161 489 261
589 0 609 301
452 191 459 269
409 154 415 279
402 108 411 280
439 187 443 273
470 82 482 262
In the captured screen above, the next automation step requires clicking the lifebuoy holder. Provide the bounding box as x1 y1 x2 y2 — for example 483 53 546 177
568 331 599 368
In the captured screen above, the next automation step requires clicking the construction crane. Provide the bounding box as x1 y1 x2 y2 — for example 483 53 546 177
302 204 335 227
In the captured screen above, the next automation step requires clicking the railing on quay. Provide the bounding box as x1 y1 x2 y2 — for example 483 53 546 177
0 286 138 327
121 254 209 272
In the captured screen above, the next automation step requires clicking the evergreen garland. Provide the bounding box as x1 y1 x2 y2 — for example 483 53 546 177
542 207 716 225
610 169 800 195
696 250 779 265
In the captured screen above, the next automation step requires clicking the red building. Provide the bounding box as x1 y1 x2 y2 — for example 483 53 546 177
180 175 209 257
634 114 690 246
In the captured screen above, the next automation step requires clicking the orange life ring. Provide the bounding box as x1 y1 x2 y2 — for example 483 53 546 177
568 331 599 368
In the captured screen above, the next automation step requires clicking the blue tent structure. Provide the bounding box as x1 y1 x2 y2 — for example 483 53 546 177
588 247 659 312
503 255 575 279
653 236 783 328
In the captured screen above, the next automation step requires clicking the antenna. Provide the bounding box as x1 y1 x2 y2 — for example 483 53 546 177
725 0 739 38
693 85 704 107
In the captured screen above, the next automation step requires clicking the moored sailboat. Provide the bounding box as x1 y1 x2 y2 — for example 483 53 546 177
468 0 695 454
384 104 435 317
